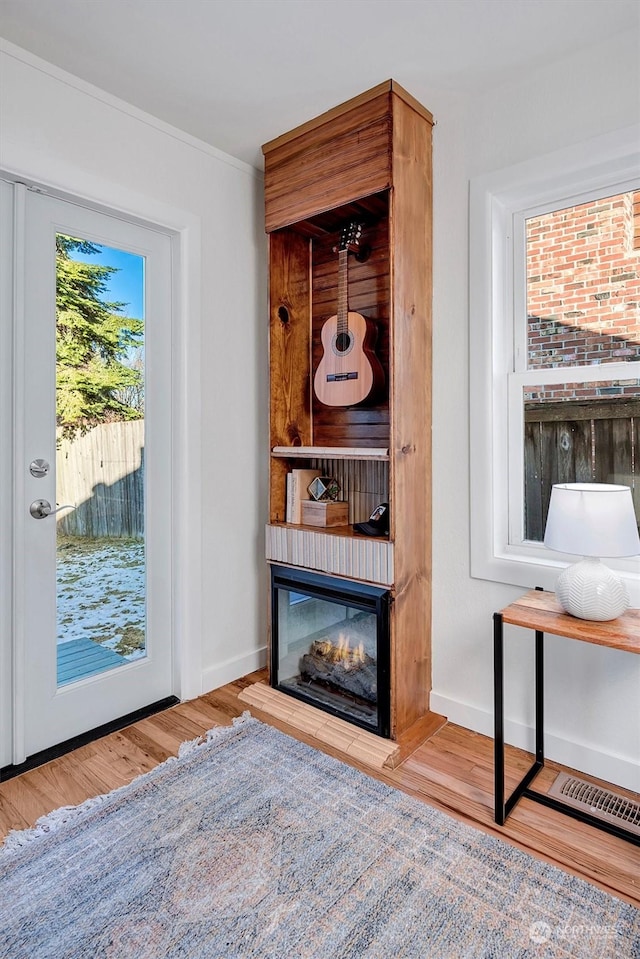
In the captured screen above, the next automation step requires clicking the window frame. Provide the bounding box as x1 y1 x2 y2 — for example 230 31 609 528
469 126 640 603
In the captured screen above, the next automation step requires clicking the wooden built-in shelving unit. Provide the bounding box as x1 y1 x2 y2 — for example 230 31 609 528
263 80 435 740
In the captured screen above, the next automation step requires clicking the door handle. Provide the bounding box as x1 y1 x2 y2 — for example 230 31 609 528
29 500 76 520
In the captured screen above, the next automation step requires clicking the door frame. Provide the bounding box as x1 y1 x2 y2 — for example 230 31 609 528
0 169 203 767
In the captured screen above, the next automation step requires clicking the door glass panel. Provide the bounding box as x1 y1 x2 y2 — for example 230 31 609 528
55 235 146 687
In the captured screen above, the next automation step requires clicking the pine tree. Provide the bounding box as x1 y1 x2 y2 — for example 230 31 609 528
56 235 143 438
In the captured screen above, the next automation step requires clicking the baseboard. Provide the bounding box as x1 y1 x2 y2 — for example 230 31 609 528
429 691 640 794
202 645 267 695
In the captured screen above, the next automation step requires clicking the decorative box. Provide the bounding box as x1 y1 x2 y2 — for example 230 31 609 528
301 500 349 528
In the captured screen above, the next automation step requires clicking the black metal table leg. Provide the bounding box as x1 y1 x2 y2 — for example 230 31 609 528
535 628 544 765
494 593 640 845
493 612 505 825
494 612 545 824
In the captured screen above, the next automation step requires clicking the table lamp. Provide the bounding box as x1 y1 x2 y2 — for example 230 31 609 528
543 483 640 621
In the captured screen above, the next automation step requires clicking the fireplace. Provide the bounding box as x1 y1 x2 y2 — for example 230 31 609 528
270 565 391 737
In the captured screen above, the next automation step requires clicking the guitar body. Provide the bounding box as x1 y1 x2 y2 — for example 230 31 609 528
314 310 384 407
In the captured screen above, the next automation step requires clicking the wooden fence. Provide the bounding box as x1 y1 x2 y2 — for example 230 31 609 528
524 398 639 541
56 420 144 538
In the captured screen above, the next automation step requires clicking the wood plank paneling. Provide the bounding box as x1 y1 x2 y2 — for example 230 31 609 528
526 399 640 422
528 419 592 540
311 210 390 448
523 400 638 540
262 79 433 234
524 421 543 539
264 94 392 232
593 415 635 488
268 231 312 522
388 92 433 736
286 195 390 239
57 420 144 538
262 81 433 157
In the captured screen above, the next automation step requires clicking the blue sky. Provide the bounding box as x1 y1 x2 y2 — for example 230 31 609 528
70 243 145 320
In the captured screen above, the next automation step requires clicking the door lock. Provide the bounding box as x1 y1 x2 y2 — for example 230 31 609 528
29 458 50 478
29 500 76 519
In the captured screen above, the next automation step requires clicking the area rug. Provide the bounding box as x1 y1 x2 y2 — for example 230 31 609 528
0 717 637 959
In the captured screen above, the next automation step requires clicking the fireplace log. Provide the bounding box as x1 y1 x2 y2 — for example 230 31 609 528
299 647 377 703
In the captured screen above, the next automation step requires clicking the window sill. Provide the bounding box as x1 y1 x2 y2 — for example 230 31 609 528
472 544 640 609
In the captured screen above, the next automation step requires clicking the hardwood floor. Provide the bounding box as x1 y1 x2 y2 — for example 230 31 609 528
1 668 637 908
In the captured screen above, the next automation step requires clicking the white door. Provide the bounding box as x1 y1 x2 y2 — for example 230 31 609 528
14 188 174 760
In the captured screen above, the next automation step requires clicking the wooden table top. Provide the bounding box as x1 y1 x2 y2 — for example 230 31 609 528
499 589 640 655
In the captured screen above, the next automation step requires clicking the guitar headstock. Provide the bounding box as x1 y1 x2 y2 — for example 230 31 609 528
338 221 363 252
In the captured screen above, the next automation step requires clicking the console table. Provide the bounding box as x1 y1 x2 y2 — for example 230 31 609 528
494 588 640 846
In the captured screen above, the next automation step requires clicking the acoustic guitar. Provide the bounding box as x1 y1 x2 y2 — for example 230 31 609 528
314 222 384 407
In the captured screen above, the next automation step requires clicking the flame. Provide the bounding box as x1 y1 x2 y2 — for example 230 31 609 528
309 633 368 670
328 633 366 670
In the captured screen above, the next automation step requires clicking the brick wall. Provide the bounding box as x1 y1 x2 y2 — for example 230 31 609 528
526 191 640 402
524 378 639 403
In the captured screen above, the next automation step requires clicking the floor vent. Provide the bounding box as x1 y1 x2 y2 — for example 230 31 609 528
548 772 640 837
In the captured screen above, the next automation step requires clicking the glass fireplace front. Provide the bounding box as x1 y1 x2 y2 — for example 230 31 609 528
270 565 390 737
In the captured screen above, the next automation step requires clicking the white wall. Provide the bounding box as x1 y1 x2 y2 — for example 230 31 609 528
429 30 640 790
0 40 268 723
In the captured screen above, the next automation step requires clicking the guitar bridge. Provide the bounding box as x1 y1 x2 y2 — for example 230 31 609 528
326 372 358 382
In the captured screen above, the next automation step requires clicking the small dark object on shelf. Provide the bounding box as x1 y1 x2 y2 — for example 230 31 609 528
354 502 389 537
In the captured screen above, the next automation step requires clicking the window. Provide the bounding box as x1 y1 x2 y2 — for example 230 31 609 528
470 126 640 599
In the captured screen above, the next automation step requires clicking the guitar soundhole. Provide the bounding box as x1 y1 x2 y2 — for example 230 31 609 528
334 332 352 354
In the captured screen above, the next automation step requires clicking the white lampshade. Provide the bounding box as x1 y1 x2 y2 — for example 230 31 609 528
544 483 640 621
544 483 640 558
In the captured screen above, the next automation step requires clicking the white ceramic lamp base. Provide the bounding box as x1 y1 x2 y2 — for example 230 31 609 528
556 557 629 621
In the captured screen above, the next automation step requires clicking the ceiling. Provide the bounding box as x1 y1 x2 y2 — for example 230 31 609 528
0 0 638 169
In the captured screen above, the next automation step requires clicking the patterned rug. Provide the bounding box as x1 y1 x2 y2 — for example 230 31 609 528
0 716 637 959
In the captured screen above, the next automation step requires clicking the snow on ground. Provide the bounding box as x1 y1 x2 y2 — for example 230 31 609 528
56 537 146 661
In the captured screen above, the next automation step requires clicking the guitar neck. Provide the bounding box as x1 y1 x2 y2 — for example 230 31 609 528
337 248 349 335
